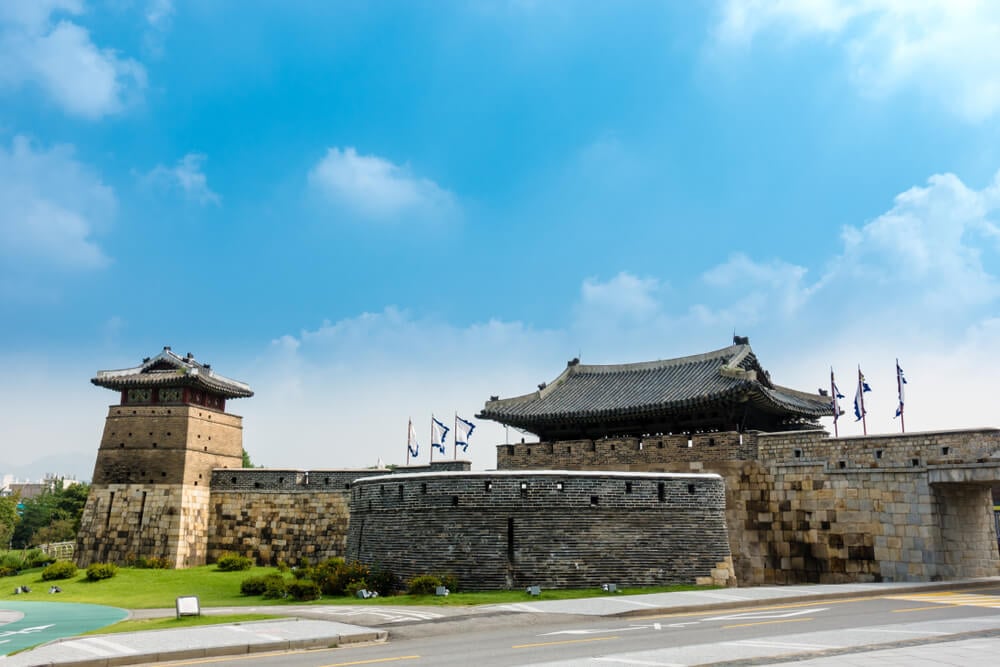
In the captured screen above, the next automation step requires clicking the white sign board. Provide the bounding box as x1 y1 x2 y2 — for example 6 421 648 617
176 595 201 618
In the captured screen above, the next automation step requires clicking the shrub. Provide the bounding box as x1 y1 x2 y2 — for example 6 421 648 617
406 574 442 596
24 549 54 569
41 560 78 581
276 560 290 573
216 552 254 572
0 552 25 572
314 559 371 596
439 573 459 594
240 573 285 596
86 562 118 581
344 579 369 598
0 566 17 577
262 576 288 599
287 580 321 601
368 566 400 596
129 555 172 569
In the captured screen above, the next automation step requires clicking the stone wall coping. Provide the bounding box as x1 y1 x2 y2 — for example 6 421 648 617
759 426 1000 442
353 469 723 484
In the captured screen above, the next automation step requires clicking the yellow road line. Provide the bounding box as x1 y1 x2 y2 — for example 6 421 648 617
319 656 421 667
892 605 958 613
513 636 620 649
722 617 813 629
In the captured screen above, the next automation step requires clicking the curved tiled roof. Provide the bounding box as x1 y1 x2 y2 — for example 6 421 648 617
92 347 254 399
478 343 829 437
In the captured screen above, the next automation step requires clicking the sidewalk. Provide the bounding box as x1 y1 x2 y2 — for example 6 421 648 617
4 577 1000 667
0 618 386 667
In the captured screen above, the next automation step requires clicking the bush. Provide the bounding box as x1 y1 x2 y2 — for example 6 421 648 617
41 560 78 581
439 573 459 594
344 579 369 598
406 574 443 596
216 552 254 572
262 576 288 599
314 559 371 597
368 566 400 596
129 555 172 569
86 562 118 581
0 566 17 577
287 580 321 601
240 573 286 596
0 552 25 572
24 549 54 569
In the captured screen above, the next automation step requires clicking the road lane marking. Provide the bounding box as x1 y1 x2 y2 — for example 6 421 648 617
888 593 1000 609
892 605 958 613
722 617 813 629
318 656 420 667
513 636 620 649
637 596 870 620
707 607 827 621
853 628 949 635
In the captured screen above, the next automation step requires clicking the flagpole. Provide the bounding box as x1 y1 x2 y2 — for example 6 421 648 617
453 412 458 461
858 366 868 436
897 359 905 434
830 367 838 438
406 418 411 466
429 415 434 463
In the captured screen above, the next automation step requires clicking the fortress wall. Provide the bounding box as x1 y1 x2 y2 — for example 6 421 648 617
207 490 351 565
204 462 472 566
346 472 735 591
497 428 1000 585
496 432 757 470
76 483 211 568
758 428 1000 468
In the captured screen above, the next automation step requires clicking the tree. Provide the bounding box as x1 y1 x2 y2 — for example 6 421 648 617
242 448 254 468
11 481 90 549
0 495 18 549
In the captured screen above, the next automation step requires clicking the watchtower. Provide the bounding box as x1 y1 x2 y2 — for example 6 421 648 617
76 347 253 567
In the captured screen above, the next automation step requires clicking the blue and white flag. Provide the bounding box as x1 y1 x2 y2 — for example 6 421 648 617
895 360 907 418
854 370 872 421
407 419 419 458
431 416 449 454
830 368 845 422
455 416 476 452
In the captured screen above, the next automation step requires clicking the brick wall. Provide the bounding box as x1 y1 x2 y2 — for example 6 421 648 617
346 471 735 591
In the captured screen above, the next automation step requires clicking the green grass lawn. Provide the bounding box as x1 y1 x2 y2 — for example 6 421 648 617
0 565 717 609
85 614 282 635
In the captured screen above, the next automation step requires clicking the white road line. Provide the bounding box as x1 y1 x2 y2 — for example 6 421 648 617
688 591 750 601
852 628 949 635
498 603 539 612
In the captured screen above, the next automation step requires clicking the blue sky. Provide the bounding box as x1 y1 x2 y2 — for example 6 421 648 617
2 1 999 480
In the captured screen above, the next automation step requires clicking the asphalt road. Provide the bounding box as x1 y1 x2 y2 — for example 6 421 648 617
148 585 1000 666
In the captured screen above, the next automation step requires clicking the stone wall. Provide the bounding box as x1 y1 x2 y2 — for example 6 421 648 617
346 471 735 591
205 461 473 566
497 428 1000 585
75 483 211 568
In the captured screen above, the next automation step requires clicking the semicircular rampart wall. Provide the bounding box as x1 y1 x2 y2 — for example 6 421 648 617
345 471 734 591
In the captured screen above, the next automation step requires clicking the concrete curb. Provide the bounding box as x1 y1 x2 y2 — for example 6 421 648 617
6 619 387 667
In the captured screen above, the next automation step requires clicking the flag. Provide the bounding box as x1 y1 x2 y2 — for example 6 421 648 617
830 369 845 422
407 420 419 458
455 416 476 452
431 416 449 454
854 370 872 421
895 360 907 418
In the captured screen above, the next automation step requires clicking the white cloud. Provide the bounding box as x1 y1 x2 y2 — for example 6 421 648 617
0 135 115 272
716 0 1000 121
146 153 221 205
0 1 146 118
307 147 459 221
579 272 663 323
